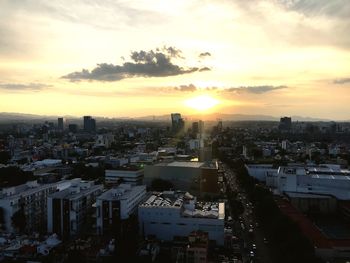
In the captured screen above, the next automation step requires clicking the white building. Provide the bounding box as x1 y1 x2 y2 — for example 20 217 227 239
245 164 278 182
95 134 115 148
47 179 103 239
276 164 350 200
0 180 63 233
105 168 144 185
138 191 225 245
96 184 146 235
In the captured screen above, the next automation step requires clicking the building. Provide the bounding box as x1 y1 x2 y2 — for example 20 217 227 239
96 184 147 235
0 180 66 233
105 166 144 186
68 124 78 133
245 164 278 182
171 113 185 134
57 118 65 131
279 117 292 131
188 139 201 150
47 179 103 239
144 161 219 195
186 231 209 263
192 122 199 134
95 134 115 148
138 191 225 245
198 120 204 135
83 116 96 133
275 164 350 200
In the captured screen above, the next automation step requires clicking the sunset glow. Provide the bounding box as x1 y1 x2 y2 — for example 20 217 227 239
185 95 219 111
0 1 349 119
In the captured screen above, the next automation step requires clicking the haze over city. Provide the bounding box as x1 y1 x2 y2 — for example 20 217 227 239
1 0 350 119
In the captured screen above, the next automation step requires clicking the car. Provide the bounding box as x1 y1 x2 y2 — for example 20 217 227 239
249 250 255 258
252 243 257 250
263 238 268 244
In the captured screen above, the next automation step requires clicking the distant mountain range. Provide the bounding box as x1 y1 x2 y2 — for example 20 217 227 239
133 113 333 122
0 112 342 123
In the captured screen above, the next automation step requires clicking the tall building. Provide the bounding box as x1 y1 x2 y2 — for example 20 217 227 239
171 113 185 134
138 191 225 245
198 120 204 134
57 117 65 131
279 117 292 131
83 116 96 133
47 179 103 239
96 184 146 236
192 122 199 134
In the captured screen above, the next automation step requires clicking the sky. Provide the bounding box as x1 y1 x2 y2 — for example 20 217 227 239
0 0 350 119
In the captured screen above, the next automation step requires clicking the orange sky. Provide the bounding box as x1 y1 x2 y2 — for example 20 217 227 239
0 0 350 119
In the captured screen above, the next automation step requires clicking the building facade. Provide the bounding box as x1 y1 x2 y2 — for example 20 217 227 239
96 184 146 235
47 180 103 239
138 191 225 245
105 168 144 186
0 181 61 233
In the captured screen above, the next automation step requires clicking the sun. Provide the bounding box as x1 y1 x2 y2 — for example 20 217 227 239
185 95 219 111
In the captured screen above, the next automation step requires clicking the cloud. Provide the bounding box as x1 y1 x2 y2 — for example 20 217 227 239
199 67 211 72
161 84 286 94
199 52 211 58
224 85 288 94
175 84 197 92
0 83 50 91
62 47 209 81
280 0 350 19
333 78 350 84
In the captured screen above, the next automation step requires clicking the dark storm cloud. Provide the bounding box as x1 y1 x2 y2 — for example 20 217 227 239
62 47 209 82
333 78 350 84
0 83 50 91
225 85 287 94
199 52 211 58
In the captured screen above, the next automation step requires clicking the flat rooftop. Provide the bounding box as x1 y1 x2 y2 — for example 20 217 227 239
155 161 204 168
49 183 102 200
140 191 224 219
98 185 145 201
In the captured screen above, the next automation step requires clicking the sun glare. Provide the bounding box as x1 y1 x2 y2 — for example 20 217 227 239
185 95 219 111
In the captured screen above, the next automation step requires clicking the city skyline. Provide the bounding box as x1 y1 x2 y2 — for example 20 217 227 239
1 0 350 119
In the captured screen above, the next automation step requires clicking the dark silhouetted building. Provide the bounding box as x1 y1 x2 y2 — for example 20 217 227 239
83 116 96 133
171 113 184 134
68 124 78 133
279 117 292 131
57 117 65 131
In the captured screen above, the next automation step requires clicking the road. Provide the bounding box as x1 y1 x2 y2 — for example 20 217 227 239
221 162 273 263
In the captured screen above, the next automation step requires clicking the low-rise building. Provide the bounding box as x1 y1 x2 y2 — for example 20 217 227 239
138 191 225 245
276 164 350 200
105 166 144 186
0 180 63 233
96 184 146 236
47 179 103 239
144 161 219 195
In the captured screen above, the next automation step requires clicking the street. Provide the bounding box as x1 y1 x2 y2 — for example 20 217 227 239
221 162 273 263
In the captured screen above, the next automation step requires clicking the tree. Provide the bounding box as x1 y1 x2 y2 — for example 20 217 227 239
11 207 26 233
0 151 10 164
0 207 4 230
